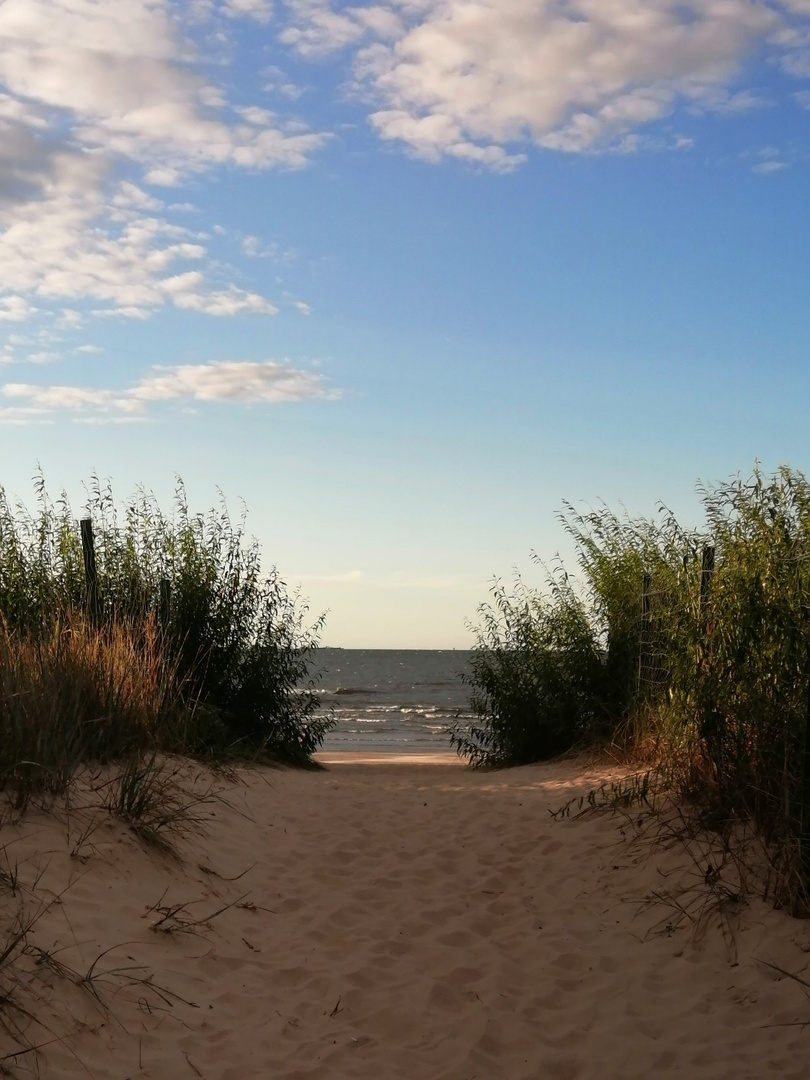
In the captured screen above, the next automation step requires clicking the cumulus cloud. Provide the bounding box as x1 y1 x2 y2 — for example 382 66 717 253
0 359 340 422
282 0 809 163
0 1 327 178
0 0 328 323
0 296 36 322
280 0 375 56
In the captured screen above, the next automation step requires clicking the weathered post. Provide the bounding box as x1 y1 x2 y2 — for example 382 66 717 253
637 571 652 699
698 544 719 775
159 578 172 628
700 545 715 616
80 518 99 624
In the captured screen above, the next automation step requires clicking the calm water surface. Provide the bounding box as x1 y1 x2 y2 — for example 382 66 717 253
308 648 474 751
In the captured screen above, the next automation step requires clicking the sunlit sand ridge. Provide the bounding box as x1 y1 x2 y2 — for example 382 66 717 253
2 755 809 1079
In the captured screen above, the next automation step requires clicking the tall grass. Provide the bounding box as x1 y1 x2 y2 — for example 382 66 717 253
0 614 193 808
457 466 810 911
0 473 332 792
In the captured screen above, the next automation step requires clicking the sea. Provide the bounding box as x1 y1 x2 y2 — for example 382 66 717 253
307 648 475 752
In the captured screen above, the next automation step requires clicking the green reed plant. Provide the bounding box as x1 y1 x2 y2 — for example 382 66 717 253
0 473 332 769
451 571 605 766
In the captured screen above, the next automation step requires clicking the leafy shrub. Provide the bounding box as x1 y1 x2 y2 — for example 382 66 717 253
452 572 605 767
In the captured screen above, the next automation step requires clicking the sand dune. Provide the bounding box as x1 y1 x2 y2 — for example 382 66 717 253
1 753 809 1078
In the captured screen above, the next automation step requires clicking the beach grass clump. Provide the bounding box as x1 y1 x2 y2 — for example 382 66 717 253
0 473 332 788
102 752 220 853
459 465 810 910
0 614 194 810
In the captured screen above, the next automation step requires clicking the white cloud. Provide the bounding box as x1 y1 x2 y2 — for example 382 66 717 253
795 89 810 107
242 234 262 257
133 360 334 402
56 309 83 329
112 182 165 211
0 1 327 178
294 569 364 583
75 344 103 353
0 0 329 323
0 169 279 317
224 0 274 20
263 65 307 99
782 48 810 75
170 285 279 316
753 160 787 173
752 159 788 173
0 359 340 422
0 405 54 424
751 145 789 172
283 0 808 163
280 1 370 57
699 88 774 113
0 296 36 321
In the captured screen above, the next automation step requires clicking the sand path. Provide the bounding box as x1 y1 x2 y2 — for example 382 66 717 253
2 753 809 1078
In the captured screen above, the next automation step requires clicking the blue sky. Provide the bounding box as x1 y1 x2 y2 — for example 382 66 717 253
0 0 809 647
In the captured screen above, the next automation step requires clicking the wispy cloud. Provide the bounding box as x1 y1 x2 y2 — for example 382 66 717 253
291 569 477 589
751 146 790 173
295 570 365 583
223 0 274 21
282 0 809 165
0 358 340 423
752 160 789 174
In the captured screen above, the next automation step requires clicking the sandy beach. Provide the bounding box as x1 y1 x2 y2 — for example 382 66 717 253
1 753 809 1079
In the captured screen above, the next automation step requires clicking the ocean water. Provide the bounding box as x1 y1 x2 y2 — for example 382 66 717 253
308 648 474 752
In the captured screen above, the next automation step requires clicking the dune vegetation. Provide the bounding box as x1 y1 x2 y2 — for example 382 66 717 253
454 465 810 913
0 473 332 811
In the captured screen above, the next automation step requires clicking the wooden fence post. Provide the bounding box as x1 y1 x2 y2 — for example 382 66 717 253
159 578 172 627
637 571 652 698
80 518 99 624
700 545 715 614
